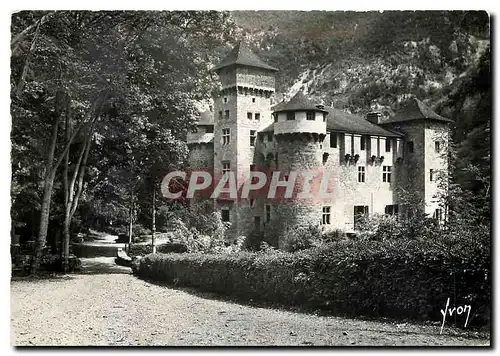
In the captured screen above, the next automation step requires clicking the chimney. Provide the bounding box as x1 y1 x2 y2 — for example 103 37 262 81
366 112 382 125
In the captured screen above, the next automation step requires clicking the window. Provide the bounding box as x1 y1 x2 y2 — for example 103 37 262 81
306 111 315 120
221 209 230 222
206 126 214 133
322 206 331 225
385 139 391 152
191 127 198 133
330 133 337 148
255 113 260 121
222 128 230 145
430 169 434 182
224 97 228 103
250 130 256 147
273 113 278 122
354 205 369 230
252 97 256 103
218 111 223 120
385 204 399 215
287 112 295 121
247 112 252 120
358 166 365 182
360 136 366 151
435 141 441 153
265 205 271 223
323 113 326 122
383 166 392 183
433 208 443 222
224 110 229 119
222 161 230 175
250 199 255 207
267 133 273 142
407 141 414 153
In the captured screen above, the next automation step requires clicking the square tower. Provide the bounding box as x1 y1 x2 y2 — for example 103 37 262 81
211 42 278 238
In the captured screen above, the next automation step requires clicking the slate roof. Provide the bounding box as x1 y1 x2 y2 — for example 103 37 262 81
325 107 403 137
381 97 453 124
212 42 278 72
259 122 274 133
272 92 328 113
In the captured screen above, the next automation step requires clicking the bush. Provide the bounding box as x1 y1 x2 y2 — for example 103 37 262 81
136 233 490 327
128 242 188 257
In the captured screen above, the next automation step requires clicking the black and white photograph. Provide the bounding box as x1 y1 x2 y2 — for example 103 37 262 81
8 9 491 347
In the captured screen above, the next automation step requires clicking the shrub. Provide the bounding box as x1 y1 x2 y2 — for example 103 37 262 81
128 242 188 257
136 233 490 327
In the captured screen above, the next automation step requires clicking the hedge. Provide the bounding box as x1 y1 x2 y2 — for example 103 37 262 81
128 242 188 257
135 239 490 326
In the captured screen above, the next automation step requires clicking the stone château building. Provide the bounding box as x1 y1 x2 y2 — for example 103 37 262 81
186 43 452 248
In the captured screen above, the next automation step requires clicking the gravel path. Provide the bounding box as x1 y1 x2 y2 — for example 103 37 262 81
11 259 490 346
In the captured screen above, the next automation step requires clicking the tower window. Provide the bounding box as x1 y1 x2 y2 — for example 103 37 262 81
206 126 214 133
255 113 260 121
358 166 365 183
330 133 337 148
322 206 331 225
385 139 391 152
385 204 399 215
222 161 230 175
430 169 434 182
218 111 223 120
306 111 315 120
225 110 229 119
247 112 252 120
360 136 366 151
252 97 256 103
221 209 230 222
250 130 256 147
222 128 230 145
435 141 441 153
407 141 414 153
265 205 271 223
383 166 392 183
287 112 295 121
224 97 228 103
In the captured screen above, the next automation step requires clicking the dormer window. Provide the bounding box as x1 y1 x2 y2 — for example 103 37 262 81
306 111 315 120
287 112 295 121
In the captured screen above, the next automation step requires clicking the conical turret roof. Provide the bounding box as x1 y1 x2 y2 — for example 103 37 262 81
382 97 453 124
212 42 278 72
273 92 328 113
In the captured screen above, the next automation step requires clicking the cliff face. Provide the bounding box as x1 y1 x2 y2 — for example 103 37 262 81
226 10 489 118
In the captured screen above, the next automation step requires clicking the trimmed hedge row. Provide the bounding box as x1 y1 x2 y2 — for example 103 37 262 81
128 242 188 257
135 239 490 326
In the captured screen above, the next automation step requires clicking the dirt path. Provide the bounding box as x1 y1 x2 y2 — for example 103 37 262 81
11 262 489 346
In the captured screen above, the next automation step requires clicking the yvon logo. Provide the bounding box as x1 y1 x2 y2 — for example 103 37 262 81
440 297 472 334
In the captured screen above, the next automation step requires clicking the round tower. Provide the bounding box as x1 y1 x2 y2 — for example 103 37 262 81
270 92 328 249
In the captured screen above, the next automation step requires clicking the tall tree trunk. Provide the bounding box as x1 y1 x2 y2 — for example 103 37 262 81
151 187 156 254
128 192 134 254
62 119 95 272
33 92 107 273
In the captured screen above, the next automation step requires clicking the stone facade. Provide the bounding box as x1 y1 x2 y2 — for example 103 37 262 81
186 45 450 246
